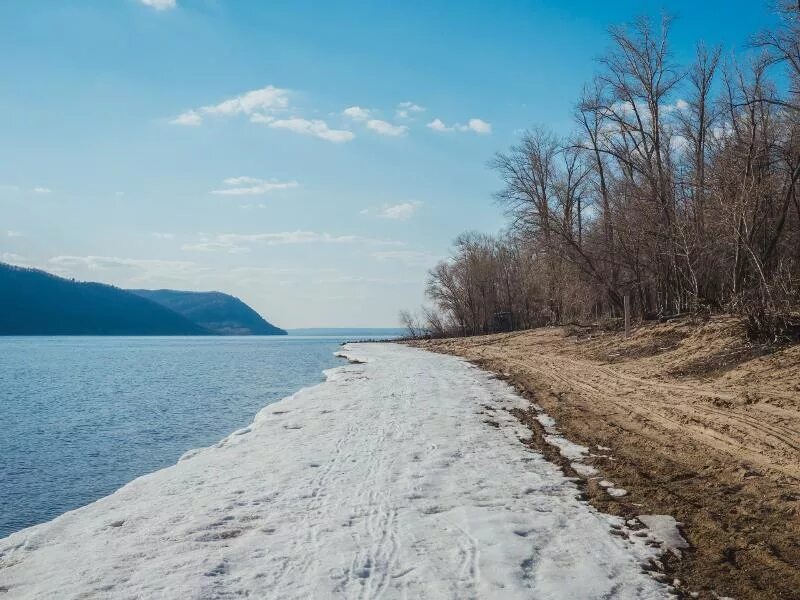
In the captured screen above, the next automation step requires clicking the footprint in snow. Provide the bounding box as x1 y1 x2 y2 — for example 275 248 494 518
421 505 452 515
195 529 244 542
205 561 228 577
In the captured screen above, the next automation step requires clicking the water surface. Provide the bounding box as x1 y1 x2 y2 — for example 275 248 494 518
0 336 353 538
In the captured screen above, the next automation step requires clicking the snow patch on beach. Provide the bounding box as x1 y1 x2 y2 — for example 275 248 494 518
637 515 690 557
0 344 671 599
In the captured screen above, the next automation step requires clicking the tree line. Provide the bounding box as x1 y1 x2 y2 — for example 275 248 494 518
403 3 800 341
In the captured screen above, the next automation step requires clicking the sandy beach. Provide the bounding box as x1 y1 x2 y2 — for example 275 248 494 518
413 319 800 600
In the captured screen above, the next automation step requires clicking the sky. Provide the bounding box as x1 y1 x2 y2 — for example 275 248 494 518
0 0 781 328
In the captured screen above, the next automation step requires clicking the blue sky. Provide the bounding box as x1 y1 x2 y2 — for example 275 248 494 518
0 0 779 327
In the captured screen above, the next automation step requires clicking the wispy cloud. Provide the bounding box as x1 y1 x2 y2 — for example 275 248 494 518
366 119 407 137
139 0 176 10
427 117 491 134
362 201 422 220
169 110 201 126
170 86 355 143
151 232 175 240
371 250 441 266
180 241 252 254
171 85 290 126
256 117 354 143
343 107 406 136
317 274 416 285
396 101 425 119
1 252 26 264
49 255 207 282
182 231 404 254
7 230 23 238
0 185 53 195
210 177 299 196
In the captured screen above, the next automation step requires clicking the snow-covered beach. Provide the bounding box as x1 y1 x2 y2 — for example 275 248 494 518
0 344 672 599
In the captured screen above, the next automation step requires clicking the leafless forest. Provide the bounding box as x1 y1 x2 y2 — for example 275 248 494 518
403 3 800 342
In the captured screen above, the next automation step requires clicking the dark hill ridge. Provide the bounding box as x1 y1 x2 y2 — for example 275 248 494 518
130 289 287 335
0 263 286 336
0 263 209 335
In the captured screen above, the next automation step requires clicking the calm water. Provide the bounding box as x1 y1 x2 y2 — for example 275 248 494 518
0 336 354 538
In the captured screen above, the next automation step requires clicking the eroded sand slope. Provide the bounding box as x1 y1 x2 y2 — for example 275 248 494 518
414 318 800 600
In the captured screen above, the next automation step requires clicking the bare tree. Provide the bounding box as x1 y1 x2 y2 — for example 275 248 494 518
408 6 800 342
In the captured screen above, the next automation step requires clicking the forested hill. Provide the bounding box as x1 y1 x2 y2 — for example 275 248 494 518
130 289 287 335
0 263 210 335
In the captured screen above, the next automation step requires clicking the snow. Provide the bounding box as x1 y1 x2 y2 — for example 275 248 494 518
570 462 599 477
535 413 557 429
0 343 670 599
534 404 606 480
543 435 590 461
637 515 690 557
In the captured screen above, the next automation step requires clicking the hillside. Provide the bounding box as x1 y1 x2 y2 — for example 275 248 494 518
130 289 286 335
0 263 210 335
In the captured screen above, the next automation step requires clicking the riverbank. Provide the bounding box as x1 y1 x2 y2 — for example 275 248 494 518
1 344 672 599
411 317 800 600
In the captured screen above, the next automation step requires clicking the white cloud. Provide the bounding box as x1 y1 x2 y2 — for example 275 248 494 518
396 101 425 119
180 241 252 254
426 118 452 132
48 255 207 282
182 231 404 254
33 187 52 194
381 202 420 219
171 85 290 126
1 252 25 263
204 86 289 117
366 119 407 137
223 176 263 186
139 0 176 10
466 118 491 134
427 117 491 134
7 230 22 237
169 110 201 126
363 201 422 220
342 106 372 121
170 86 357 143
211 177 299 196
264 118 354 143
151 232 175 240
